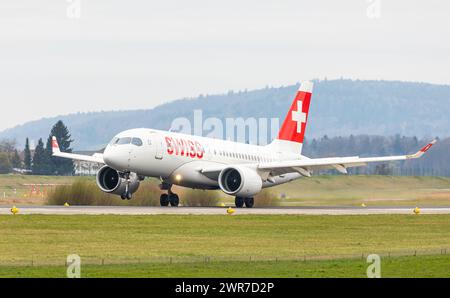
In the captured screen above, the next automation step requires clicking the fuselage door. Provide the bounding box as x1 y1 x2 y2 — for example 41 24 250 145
155 135 163 160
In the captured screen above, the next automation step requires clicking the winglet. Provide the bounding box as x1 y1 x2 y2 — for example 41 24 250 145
52 136 60 154
407 139 437 159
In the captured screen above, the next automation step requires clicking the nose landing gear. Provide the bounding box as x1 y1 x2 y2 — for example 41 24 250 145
121 172 132 200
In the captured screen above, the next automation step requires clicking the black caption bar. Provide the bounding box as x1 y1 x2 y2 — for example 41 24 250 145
1 278 449 297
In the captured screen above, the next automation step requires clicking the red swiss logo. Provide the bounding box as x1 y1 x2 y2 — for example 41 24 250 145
165 136 204 159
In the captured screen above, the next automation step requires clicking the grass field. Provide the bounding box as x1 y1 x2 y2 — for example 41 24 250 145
0 175 81 205
1 214 449 277
1 255 449 278
1 174 449 206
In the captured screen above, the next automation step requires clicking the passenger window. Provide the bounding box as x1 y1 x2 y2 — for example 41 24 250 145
132 138 143 146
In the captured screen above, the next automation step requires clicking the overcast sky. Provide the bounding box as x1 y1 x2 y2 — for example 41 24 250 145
0 0 449 131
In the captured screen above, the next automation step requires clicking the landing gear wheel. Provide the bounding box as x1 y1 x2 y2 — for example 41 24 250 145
121 192 132 200
235 197 244 208
244 197 254 208
160 194 169 206
169 194 180 207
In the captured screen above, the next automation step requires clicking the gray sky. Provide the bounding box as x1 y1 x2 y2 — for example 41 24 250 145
0 0 449 131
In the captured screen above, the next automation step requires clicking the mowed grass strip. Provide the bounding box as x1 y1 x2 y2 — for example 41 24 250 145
0 214 449 265
1 255 449 278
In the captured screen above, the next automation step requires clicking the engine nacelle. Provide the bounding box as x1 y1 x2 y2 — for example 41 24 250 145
218 166 262 197
96 166 140 196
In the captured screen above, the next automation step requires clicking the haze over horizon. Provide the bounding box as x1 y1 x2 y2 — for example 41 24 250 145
1 0 449 131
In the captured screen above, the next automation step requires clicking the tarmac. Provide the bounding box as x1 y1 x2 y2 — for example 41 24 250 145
1 205 450 215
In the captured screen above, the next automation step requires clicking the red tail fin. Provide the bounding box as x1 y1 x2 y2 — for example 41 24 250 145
278 81 313 144
268 81 313 154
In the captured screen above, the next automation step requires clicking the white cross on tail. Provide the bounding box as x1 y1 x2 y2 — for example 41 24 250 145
291 100 307 133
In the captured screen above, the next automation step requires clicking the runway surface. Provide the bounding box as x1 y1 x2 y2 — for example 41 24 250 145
1 205 450 215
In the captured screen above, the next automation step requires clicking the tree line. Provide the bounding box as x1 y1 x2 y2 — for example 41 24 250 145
0 120 74 175
0 123 449 176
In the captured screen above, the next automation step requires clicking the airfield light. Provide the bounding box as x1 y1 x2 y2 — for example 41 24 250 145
414 207 421 215
10 206 19 215
227 207 235 215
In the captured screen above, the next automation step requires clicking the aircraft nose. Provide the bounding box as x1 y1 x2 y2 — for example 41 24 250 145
103 145 130 171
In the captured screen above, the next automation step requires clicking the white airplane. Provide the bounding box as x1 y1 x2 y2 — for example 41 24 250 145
52 81 436 208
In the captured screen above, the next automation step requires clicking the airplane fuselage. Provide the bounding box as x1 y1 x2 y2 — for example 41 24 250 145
103 128 303 190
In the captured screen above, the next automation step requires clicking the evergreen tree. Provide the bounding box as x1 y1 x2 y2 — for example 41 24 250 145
45 136 55 174
48 120 74 175
11 149 22 168
24 138 32 170
0 153 12 174
32 139 47 175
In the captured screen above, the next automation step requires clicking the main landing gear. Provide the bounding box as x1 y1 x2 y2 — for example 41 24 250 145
235 197 254 208
160 192 179 207
159 183 179 207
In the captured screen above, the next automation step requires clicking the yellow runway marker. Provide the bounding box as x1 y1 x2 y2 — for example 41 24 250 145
227 207 235 215
10 206 19 215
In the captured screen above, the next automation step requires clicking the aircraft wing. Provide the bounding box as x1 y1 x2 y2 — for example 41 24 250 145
258 139 437 176
199 139 437 179
51 136 105 164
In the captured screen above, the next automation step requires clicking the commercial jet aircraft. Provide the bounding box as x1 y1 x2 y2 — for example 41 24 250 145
52 81 436 208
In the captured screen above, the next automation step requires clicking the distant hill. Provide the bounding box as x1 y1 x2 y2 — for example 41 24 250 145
1 79 449 150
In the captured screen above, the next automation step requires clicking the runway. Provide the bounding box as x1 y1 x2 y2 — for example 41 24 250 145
1 205 450 215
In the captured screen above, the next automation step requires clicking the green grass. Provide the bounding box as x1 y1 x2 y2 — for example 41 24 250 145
268 175 450 206
1 214 449 266
1 255 449 278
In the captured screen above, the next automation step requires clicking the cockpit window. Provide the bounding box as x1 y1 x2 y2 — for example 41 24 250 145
110 137 119 145
131 138 143 146
116 137 132 145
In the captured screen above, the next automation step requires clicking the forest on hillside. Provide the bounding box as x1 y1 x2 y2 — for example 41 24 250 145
1 79 449 150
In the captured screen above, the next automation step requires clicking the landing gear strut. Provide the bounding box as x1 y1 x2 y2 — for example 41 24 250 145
235 196 254 208
121 172 132 200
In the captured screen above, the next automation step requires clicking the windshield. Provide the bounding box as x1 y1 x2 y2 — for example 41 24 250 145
116 137 132 145
111 137 143 146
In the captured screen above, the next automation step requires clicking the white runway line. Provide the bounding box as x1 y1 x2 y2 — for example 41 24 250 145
1 206 450 215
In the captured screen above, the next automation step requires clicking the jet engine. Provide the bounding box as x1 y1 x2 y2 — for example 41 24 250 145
218 166 262 197
96 165 140 196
